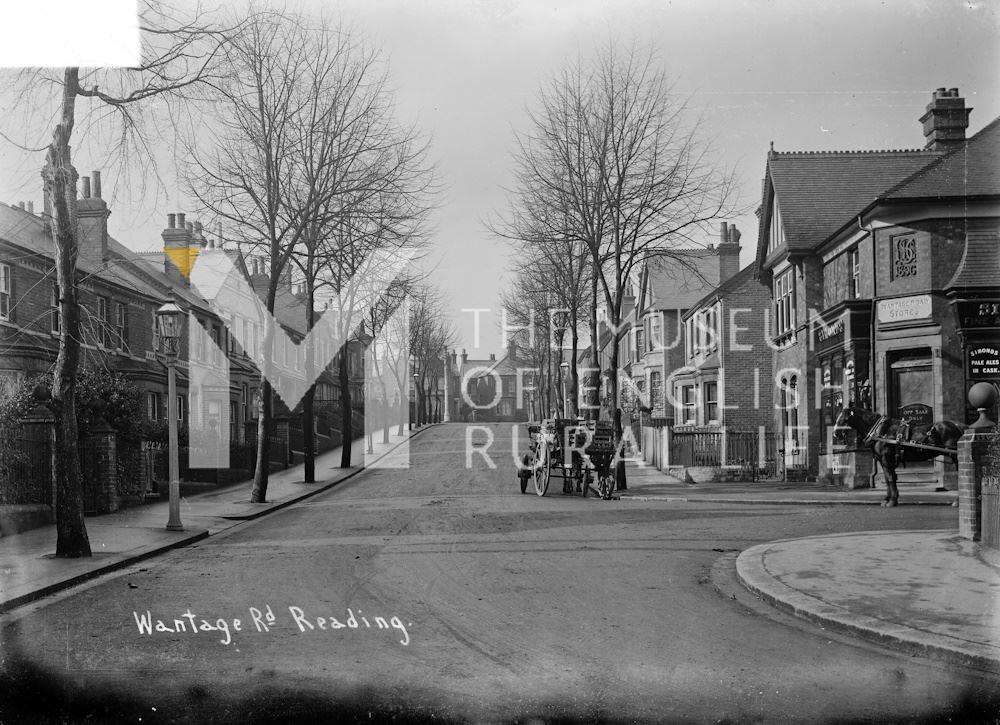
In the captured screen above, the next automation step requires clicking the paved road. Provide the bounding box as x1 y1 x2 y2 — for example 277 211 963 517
2 423 997 724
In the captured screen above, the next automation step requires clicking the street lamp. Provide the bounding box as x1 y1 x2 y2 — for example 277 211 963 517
559 361 569 419
155 294 184 532
412 371 419 429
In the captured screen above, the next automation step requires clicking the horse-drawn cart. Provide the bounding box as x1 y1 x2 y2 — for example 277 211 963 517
517 418 619 499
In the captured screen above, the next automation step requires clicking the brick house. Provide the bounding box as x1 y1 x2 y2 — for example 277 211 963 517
671 225 773 438
756 87 999 484
609 245 724 428
814 91 1000 488
0 173 354 516
451 343 530 422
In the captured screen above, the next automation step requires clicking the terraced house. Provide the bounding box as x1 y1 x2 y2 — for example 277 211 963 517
0 174 354 519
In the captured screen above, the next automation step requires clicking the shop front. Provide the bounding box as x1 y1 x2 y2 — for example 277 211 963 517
873 292 963 489
954 298 1000 425
816 301 873 488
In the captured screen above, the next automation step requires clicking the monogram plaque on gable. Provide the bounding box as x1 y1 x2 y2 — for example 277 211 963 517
891 234 918 279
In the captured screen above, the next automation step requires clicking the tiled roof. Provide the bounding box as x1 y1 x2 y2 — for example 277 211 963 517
645 249 720 309
0 204 213 313
881 117 1000 201
947 229 1000 290
765 149 941 253
686 262 759 314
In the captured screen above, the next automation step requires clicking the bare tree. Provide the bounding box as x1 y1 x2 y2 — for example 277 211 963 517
187 10 355 501
1 1 237 557
494 200 591 419
409 285 457 427
501 42 739 425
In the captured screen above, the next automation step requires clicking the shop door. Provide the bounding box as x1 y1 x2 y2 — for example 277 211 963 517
888 350 935 473
889 351 934 422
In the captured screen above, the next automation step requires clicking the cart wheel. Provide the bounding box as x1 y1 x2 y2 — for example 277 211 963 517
598 472 614 499
534 448 550 496
519 455 531 494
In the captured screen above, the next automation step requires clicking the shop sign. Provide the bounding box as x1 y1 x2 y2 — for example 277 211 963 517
899 403 933 428
956 300 1000 330
877 295 932 324
968 345 1000 379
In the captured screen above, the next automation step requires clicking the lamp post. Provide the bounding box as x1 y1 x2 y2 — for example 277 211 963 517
155 294 184 531
411 371 419 429
442 349 450 423
560 361 569 419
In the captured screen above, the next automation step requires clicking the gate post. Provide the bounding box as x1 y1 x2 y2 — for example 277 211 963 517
87 417 119 514
959 383 997 542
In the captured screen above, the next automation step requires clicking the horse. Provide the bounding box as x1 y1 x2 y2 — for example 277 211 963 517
832 406 966 507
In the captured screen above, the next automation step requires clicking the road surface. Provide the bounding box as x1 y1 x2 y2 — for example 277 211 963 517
2 423 996 723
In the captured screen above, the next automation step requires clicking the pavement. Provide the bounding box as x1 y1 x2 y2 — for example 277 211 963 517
2 429 998 677
0 423 427 615
618 458 1000 674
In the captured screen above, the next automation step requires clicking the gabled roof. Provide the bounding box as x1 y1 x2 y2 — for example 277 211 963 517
685 262 759 316
761 148 942 263
642 250 720 311
0 203 215 314
881 116 1000 201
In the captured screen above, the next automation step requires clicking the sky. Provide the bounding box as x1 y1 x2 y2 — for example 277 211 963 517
1 0 999 357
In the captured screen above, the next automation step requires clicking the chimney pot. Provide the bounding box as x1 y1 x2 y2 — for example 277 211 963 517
720 221 729 244
81 177 91 199
177 212 186 228
27 201 34 214
18 201 25 210
194 220 202 234
186 221 193 233
92 171 101 199
167 213 176 229
920 87 971 151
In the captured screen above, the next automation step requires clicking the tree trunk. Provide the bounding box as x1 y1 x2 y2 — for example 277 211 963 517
589 266 600 421
303 273 316 483
571 324 579 419
339 351 352 467
46 68 90 558
251 378 272 502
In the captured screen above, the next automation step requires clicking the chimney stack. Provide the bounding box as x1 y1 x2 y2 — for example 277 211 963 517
717 222 742 283
161 212 193 287
920 87 971 151
77 171 109 272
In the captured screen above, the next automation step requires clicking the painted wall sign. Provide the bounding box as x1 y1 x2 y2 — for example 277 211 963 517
956 300 1000 330
968 345 1000 379
877 294 932 324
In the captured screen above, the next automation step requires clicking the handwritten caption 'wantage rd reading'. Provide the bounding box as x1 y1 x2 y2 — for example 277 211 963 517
132 605 412 647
